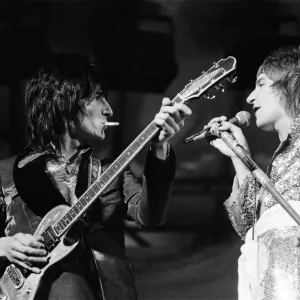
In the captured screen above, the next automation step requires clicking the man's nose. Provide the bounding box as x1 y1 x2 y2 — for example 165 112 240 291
103 100 113 117
246 90 255 104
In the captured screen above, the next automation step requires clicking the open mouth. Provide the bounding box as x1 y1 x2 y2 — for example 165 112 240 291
253 107 260 113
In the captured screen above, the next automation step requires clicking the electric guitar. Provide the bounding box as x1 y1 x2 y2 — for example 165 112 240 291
0 56 237 300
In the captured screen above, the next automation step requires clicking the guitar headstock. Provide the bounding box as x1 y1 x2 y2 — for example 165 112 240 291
178 56 237 103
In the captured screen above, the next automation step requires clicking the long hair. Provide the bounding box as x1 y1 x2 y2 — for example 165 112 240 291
25 53 105 149
257 45 300 118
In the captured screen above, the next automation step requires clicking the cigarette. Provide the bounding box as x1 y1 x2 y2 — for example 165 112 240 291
103 122 119 126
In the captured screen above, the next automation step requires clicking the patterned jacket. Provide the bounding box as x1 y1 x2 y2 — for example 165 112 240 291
224 118 300 239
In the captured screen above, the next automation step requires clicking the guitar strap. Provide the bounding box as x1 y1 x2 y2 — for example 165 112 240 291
13 150 68 218
13 148 93 216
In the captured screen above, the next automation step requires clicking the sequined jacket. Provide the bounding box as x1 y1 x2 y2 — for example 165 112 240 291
224 118 300 240
0 146 176 299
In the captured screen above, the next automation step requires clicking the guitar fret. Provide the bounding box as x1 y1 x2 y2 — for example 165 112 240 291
69 210 75 218
54 226 61 236
57 222 64 231
57 223 63 231
173 95 182 104
88 190 95 198
91 186 99 197
101 173 111 183
81 196 89 205
176 93 185 102
63 216 70 224
55 223 62 232
60 218 67 227
78 201 86 211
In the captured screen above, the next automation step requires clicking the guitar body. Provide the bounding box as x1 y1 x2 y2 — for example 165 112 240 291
0 205 79 300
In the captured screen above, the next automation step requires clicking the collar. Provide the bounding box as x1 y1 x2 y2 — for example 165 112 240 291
286 117 300 144
18 143 93 168
49 142 93 163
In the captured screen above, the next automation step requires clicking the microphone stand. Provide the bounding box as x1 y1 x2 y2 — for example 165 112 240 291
212 127 300 225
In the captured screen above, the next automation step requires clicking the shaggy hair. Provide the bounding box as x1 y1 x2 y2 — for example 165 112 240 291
257 45 300 118
25 53 105 149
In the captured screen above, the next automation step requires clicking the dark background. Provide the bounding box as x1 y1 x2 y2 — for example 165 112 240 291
0 0 299 299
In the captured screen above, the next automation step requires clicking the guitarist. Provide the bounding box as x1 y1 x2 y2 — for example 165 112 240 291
0 53 192 300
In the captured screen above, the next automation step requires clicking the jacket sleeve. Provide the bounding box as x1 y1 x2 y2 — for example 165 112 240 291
124 146 176 228
224 172 260 240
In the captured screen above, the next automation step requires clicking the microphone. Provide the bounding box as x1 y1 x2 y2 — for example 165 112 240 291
183 111 251 144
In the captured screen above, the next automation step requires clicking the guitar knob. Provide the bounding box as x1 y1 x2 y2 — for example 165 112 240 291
227 76 237 83
25 288 32 294
204 93 216 100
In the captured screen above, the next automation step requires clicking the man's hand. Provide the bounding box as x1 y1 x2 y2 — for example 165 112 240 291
0 233 48 273
206 116 250 159
151 97 192 160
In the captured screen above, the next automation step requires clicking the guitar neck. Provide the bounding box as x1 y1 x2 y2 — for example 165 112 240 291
52 94 184 237
49 54 237 238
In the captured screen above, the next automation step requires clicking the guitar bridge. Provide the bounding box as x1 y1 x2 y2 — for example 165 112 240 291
43 226 60 251
7 265 24 289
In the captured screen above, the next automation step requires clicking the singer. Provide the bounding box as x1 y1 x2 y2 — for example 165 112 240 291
0 53 192 300
207 46 300 299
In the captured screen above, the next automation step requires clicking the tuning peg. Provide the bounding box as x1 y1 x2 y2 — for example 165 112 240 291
227 75 237 83
203 93 216 100
214 84 224 92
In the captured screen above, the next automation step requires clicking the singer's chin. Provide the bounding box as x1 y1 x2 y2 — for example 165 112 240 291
90 130 106 142
255 120 271 132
